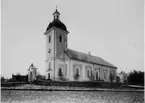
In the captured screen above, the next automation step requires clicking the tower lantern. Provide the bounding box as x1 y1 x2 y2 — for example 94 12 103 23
53 8 60 20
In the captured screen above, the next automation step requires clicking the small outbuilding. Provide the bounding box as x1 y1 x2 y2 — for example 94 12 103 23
28 63 37 83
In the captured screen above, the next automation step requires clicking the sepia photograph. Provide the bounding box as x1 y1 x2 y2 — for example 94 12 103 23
1 0 144 103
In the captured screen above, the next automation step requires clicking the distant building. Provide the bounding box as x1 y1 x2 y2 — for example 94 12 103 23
12 74 28 82
118 71 128 84
44 9 117 82
28 63 37 82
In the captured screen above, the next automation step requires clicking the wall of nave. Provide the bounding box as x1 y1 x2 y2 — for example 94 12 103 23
53 59 116 82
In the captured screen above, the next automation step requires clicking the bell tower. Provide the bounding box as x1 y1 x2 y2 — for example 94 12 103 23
44 8 69 80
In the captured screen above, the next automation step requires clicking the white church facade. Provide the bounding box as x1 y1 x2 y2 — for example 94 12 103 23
44 9 117 83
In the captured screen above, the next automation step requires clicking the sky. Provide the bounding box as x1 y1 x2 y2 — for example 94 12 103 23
1 0 144 78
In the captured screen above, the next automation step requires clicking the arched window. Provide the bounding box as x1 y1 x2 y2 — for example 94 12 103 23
48 73 50 80
104 70 107 79
59 35 62 42
76 68 79 75
58 68 63 77
110 71 115 83
87 69 90 77
74 67 80 80
95 71 98 80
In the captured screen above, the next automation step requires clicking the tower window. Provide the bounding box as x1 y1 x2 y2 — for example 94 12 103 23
49 36 51 43
48 49 51 53
59 35 62 42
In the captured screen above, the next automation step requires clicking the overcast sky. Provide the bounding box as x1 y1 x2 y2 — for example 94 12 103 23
1 0 144 78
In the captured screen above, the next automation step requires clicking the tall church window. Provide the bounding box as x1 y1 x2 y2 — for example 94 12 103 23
49 36 51 43
74 67 80 80
110 71 115 82
87 69 90 77
95 71 99 80
59 35 62 42
104 70 107 79
58 68 63 77
76 68 79 75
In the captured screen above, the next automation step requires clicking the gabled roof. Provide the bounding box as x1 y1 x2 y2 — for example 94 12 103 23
65 49 117 68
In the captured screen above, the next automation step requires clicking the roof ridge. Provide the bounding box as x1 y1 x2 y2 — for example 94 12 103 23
67 48 98 57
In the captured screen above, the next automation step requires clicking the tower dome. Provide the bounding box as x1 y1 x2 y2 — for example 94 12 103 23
46 9 67 31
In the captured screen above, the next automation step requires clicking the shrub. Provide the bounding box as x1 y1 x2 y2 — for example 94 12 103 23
128 70 144 85
58 68 67 81
36 74 45 81
1 76 5 83
74 73 80 80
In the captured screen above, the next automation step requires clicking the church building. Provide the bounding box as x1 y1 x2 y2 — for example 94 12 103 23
44 9 117 83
